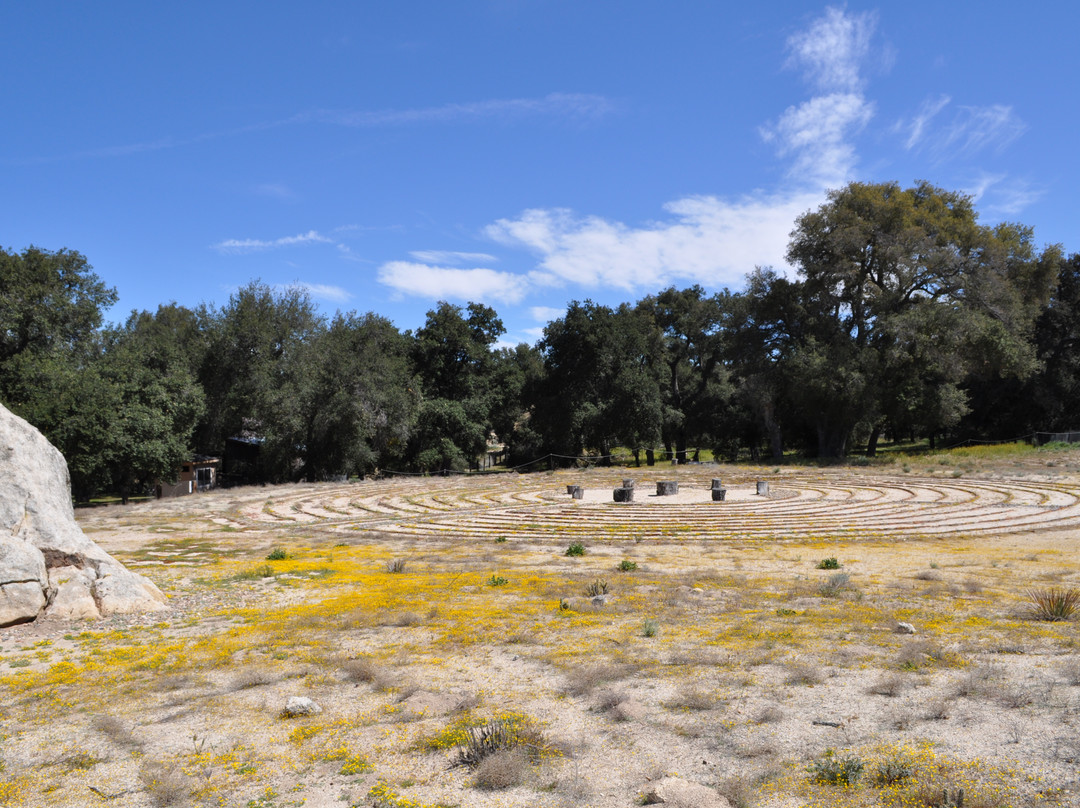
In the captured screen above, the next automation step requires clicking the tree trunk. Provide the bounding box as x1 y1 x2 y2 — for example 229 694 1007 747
866 422 883 457
645 449 655 466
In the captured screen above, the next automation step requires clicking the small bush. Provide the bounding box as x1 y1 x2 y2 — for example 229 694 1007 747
565 542 586 557
784 662 823 686
807 752 864 785
488 575 509 587
140 762 190 807
873 756 913 786
452 716 547 769
818 572 851 597
867 674 908 697
341 657 380 683
642 619 659 637
584 579 609 597
617 560 638 572
494 536 508 543
1026 587 1080 621
266 547 288 561
385 558 407 574
816 558 841 570
472 749 528 790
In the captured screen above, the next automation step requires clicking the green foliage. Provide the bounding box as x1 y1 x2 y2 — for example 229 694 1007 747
816 558 841 570
641 619 659 637
1026 587 1079 621
617 560 638 572
873 756 913 786
266 548 288 561
385 558 407 574
487 575 509 587
584 579 608 597
807 751 864 785
565 543 586 557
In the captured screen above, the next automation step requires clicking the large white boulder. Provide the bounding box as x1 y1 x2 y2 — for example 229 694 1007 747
0 403 167 625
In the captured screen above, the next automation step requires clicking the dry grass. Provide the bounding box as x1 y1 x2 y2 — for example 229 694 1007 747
472 748 529 790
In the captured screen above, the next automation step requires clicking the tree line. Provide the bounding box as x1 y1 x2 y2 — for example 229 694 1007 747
3 181 1077 500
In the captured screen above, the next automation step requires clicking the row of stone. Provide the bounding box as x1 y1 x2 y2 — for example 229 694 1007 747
566 479 772 502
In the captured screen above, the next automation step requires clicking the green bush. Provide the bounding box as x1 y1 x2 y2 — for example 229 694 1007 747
816 557 841 569
617 560 638 572
266 547 288 561
487 575 509 587
565 543 586 557
808 752 864 785
642 619 659 637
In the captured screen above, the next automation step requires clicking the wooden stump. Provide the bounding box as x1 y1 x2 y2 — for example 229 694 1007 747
613 487 634 503
622 479 635 489
568 485 583 499
656 481 678 496
712 488 727 501
756 480 769 496
711 478 723 490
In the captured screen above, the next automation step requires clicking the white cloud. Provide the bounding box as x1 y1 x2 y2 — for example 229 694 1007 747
486 192 822 293
785 6 877 93
762 8 878 188
377 262 530 304
763 93 874 186
408 250 498 265
280 282 352 303
253 182 295 200
305 93 614 128
898 94 952 149
213 230 332 254
942 104 1027 156
965 173 1044 218
529 306 565 322
898 100 1026 160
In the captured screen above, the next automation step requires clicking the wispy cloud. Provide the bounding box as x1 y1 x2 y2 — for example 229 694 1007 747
965 173 1044 218
898 94 952 149
253 182 296 200
279 282 353 303
762 7 878 187
529 306 565 323
302 93 613 127
10 93 613 165
898 98 1026 160
942 104 1027 156
212 230 333 254
408 250 498 265
377 262 530 304
763 93 874 186
785 6 877 93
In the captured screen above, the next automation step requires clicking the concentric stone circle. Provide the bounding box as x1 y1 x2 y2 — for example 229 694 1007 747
225 471 1080 543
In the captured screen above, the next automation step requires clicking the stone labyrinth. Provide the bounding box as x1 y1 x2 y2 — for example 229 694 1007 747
221 470 1080 543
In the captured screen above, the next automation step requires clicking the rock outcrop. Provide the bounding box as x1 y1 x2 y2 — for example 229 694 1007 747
0 403 167 626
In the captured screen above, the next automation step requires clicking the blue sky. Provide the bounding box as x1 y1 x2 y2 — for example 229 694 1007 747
3 2 1076 346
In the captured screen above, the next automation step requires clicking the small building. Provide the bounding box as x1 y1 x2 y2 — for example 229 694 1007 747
157 456 220 498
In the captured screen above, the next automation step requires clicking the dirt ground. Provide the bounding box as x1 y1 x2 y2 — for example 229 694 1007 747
2 450 1079 808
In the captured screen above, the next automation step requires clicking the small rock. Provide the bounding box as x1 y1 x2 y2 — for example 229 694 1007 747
895 622 917 634
281 696 322 717
642 776 732 808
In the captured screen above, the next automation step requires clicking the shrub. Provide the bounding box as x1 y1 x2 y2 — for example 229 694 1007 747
472 749 528 790
784 662 823 686
565 543 586 557
617 560 638 572
452 716 547 769
818 572 851 597
816 557 841 570
488 575 509 587
584 579 609 597
873 755 913 786
266 547 288 561
494 536 508 543
807 752 864 785
642 619 659 637
1026 587 1079 621
385 558 407 574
